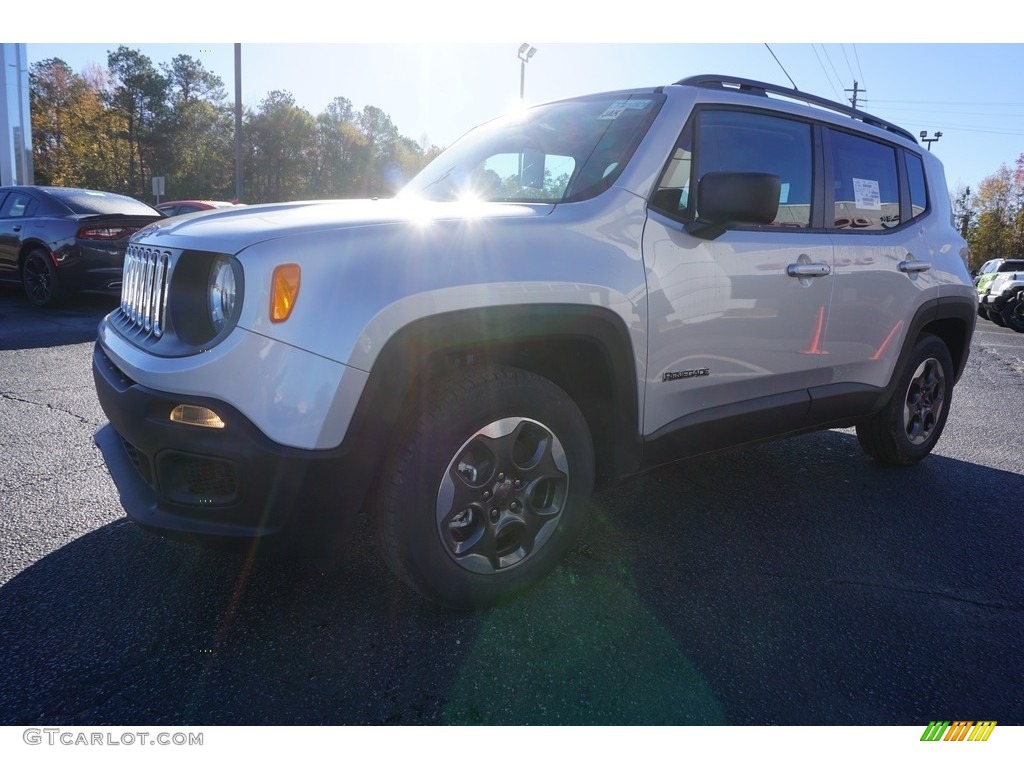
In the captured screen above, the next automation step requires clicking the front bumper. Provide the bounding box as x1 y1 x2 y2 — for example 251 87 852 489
981 290 1023 311
92 342 368 552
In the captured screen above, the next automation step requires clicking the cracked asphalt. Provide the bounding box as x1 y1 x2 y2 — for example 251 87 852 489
0 285 1021 725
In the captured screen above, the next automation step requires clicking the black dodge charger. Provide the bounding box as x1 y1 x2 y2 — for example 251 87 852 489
0 186 164 306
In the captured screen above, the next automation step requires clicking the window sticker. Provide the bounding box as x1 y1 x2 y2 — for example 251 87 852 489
779 182 790 204
598 99 653 120
598 101 629 120
852 177 881 210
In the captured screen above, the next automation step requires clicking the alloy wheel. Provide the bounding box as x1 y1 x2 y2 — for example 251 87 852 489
902 357 946 446
436 417 569 574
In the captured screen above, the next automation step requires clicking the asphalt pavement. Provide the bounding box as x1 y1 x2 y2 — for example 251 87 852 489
0 286 1021 725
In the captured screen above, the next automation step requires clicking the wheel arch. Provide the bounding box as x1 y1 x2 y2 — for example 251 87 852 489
18 240 55 269
337 303 644 495
913 296 976 385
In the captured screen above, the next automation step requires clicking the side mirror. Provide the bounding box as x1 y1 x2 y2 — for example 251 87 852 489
686 172 781 240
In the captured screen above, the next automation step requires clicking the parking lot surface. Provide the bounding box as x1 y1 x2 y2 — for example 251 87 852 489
1 288 1022 725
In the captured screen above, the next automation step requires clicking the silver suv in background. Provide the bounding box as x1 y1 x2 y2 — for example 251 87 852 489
92 75 976 609
980 262 1024 332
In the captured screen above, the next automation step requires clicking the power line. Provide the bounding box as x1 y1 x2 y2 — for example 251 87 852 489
870 99 1024 106
809 44 843 101
818 45 846 94
851 43 866 87
840 44 857 85
871 106 1024 118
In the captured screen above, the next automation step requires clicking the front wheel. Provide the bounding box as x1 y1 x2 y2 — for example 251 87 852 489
375 366 594 609
856 333 954 465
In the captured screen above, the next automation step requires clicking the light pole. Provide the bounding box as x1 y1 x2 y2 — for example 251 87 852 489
518 43 537 101
234 43 243 203
920 130 942 150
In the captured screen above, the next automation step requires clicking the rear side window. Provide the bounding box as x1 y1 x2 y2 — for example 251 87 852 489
829 131 899 231
906 152 928 221
0 192 35 218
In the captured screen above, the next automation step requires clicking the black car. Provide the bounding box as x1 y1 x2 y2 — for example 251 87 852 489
0 186 164 306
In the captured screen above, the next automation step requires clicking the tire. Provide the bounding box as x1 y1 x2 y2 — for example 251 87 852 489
375 365 594 610
21 248 64 307
988 306 1007 327
1000 298 1024 333
856 333 954 465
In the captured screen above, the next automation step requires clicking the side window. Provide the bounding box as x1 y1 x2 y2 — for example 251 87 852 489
906 152 929 221
0 192 35 218
651 110 813 228
650 122 693 217
829 130 899 230
696 110 813 228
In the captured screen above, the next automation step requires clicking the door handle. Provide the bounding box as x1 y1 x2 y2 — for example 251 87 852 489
898 260 932 274
786 262 831 278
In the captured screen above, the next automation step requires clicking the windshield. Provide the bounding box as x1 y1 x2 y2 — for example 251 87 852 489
401 92 664 204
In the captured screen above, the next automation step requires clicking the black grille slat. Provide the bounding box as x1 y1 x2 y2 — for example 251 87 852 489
120 438 153 485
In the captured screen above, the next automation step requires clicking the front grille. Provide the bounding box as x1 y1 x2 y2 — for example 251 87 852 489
120 244 171 338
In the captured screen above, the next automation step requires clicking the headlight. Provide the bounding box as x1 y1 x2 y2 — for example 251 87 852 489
208 257 237 334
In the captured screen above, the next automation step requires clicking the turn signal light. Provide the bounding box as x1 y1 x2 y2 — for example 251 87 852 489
271 264 301 323
170 404 225 429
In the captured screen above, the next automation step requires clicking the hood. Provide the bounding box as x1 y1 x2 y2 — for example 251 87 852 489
132 197 552 254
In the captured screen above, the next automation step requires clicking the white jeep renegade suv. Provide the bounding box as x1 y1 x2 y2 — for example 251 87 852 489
92 75 976 609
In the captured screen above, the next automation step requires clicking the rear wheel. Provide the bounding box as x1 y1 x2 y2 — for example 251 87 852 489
375 366 594 609
21 249 64 307
856 333 953 465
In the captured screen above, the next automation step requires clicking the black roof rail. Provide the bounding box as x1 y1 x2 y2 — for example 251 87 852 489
675 74 918 144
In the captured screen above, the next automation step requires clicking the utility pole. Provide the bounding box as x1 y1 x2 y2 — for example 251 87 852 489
845 81 864 109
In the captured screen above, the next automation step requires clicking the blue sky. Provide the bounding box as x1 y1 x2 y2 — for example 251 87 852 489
16 4 1024 194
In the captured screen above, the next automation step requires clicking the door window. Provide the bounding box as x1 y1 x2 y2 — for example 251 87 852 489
829 130 899 230
652 109 814 228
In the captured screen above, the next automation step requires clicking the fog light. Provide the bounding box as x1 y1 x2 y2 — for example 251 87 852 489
170 404 226 429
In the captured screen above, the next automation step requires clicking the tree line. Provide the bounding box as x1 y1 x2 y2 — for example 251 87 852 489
28 46 1024 265
29 46 443 204
955 155 1024 270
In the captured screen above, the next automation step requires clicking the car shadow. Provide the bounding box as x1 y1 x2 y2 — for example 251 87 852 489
0 430 1020 725
0 284 117 351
